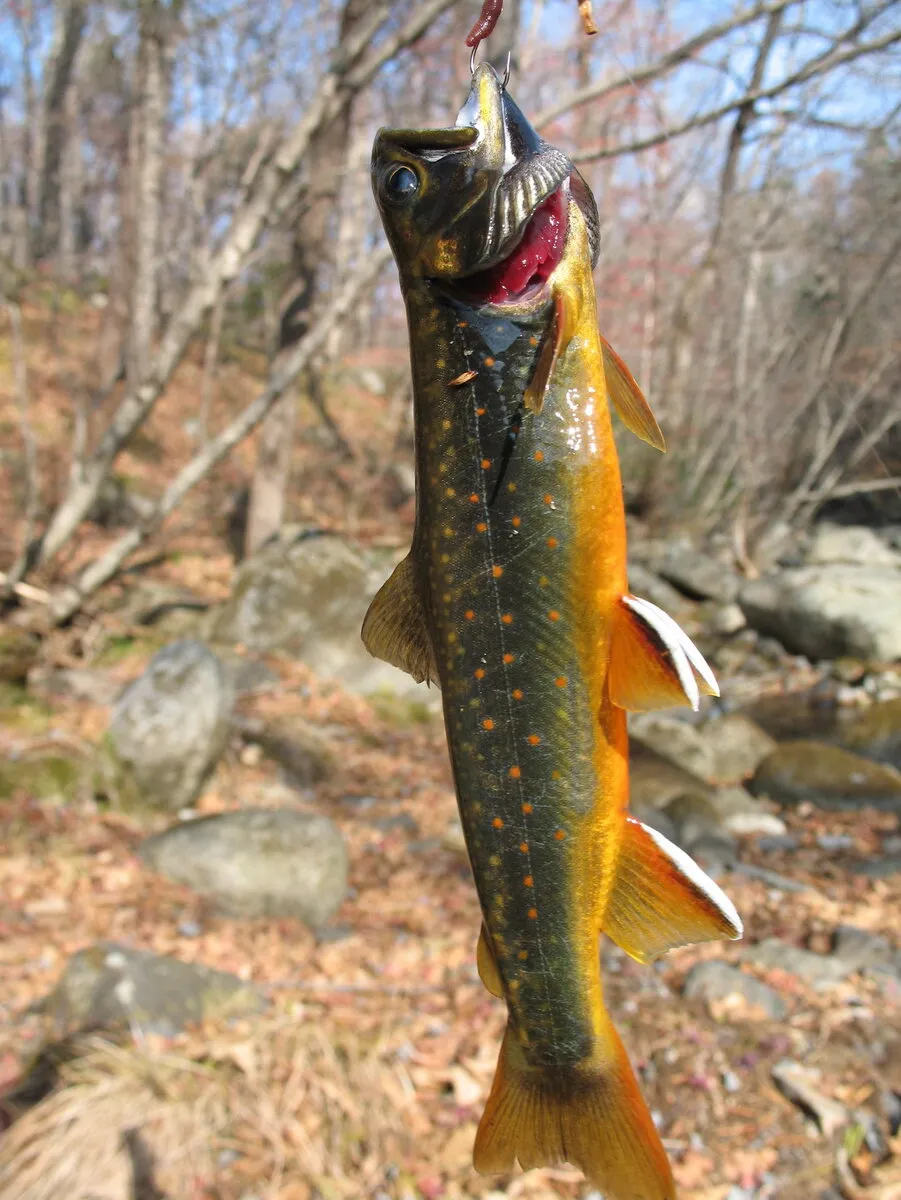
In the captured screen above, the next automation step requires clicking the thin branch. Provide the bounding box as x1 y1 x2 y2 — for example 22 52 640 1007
573 26 901 163
2 298 39 600
46 248 391 625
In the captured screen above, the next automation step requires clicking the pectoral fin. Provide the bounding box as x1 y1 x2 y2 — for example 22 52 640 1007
608 594 718 712
524 289 574 415
601 335 665 452
477 924 504 997
604 818 742 964
361 554 438 686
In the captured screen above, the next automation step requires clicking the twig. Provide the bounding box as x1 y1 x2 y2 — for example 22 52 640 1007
2 298 40 598
0 572 50 603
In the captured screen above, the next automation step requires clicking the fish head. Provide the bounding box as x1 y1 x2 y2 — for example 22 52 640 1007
372 63 600 296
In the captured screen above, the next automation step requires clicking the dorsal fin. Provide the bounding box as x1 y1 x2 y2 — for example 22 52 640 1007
601 335 665 452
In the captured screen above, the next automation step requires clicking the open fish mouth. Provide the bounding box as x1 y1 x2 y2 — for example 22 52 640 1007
450 183 569 307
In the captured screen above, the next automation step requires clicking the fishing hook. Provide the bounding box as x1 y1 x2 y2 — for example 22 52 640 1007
470 43 478 75
469 44 512 90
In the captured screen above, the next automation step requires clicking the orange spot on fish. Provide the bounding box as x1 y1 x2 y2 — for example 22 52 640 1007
544 494 553 505
492 565 503 578
548 610 561 622
551 770 561 780
484 356 496 367
524 875 533 887
527 734 541 745
469 493 479 503
518 949 528 960
503 653 515 664
458 321 468 328
519 842 529 853
529 335 538 346
465 610 475 621
509 766 521 779
493 817 504 829
481 458 491 469
546 537 558 548
555 829 567 840
501 613 513 625
476 521 488 533
476 406 486 416
528 907 538 920
534 450 544 463
511 516 521 528
482 718 495 730
522 803 533 814
555 676 567 688
512 688 524 700
474 668 486 680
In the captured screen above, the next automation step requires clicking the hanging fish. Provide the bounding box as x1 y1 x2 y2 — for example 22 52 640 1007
364 63 741 1200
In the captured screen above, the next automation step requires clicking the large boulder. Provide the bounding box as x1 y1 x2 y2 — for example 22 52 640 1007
629 712 715 780
750 740 901 812
806 523 899 568
699 713 777 784
657 546 740 604
40 942 265 1036
103 640 233 811
740 567 901 661
210 531 430 700
836 698 901 770
139 808 348 928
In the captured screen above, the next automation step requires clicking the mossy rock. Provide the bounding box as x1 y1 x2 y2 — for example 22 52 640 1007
0 628 40 683
750 740 901 812
0 754 85 801
837 698 901 770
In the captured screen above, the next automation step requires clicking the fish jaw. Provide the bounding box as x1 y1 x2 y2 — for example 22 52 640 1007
371 63 575 283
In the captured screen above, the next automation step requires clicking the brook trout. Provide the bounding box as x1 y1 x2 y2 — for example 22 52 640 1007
364 64 742 1199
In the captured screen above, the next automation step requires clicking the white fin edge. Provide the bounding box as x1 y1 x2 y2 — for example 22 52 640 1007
637 819 743 940
623 593 720 711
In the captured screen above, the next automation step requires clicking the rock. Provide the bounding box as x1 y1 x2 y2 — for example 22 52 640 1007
0 627 39 683
665 786 776 847
626 562 690 613
851 855 901 878
731 862 814 893
103 640 234 811
138 808 348 927
837 698 901 770
234 716 334 787
658 547 740 604
723 810 787 838
757 834 801 853
806 524 899 569
682 961 787 1020
705 602 747 636
0 754 85 801
629 745 711 813
442 816 468 857
700 714 777 784
630 713 715 780
27 664 120 706
816 833 855 851
40 942 265 1036
771 1060 849 1137
831 925 898 973
740 567 901 661
750 741 901 813
210 532 431 700
743 938 851 991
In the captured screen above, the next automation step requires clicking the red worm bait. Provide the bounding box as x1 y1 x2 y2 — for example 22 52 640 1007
465 0 503 47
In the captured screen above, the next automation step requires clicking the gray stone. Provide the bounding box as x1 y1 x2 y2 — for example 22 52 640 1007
682 961 787 1019
740 567 901 661
210 532 431 700
757 834 801 853
831 925 898 972
816 833 855 851
806 524 899 569
743 938 851 992
40 942 265 1036
851 855 901 878
664 786 775 847
630 712 715 780
235 716 334 787
626 562 690 613
750 741 901 813
658 547 740 604
628 745 711 813
700 714 777 784
731 862 815 893
706 602 747 636
104 641 233 811
139 808 347 928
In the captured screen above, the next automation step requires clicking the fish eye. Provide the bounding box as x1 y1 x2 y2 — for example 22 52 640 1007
384 164 419 203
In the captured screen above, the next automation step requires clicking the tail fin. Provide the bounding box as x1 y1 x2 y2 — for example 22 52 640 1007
474 1019 675 1200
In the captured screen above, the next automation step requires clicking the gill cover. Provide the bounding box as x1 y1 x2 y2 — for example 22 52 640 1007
372 63 579 280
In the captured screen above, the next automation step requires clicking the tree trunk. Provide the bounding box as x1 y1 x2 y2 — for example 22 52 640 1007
33 0 86 262
244 0 369 556
130 0 171 384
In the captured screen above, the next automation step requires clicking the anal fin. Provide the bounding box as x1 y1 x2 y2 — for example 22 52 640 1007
604 818 742 964
361 554 438 686
601 335 666 452
608 593 718 712
477 924 504 998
